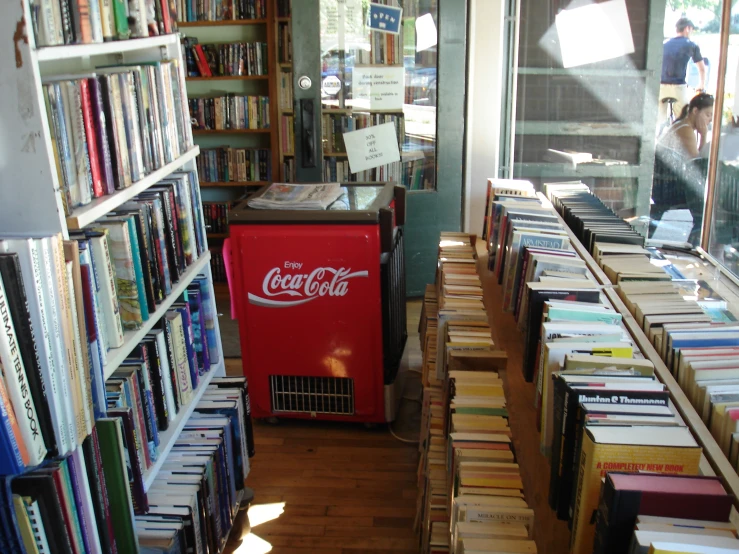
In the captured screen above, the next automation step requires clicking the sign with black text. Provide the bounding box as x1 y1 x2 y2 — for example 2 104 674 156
343 122 401 174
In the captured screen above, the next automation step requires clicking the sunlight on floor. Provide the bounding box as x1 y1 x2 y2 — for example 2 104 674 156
231 502 287 554
248 502 286 528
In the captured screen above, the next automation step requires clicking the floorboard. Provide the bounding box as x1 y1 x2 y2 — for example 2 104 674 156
225 302 422 553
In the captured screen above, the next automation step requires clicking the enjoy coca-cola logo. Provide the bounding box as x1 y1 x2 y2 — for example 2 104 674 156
248 261 369 307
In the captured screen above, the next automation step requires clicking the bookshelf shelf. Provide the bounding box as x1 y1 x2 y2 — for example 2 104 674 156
200 181 269 187
193 129 271 135
278 62 292 69
103 252 212 381
34 34 179 62
275 16 290 22
187 75 269 81
66 147 200 230
142 360 222 491
179 19 268 27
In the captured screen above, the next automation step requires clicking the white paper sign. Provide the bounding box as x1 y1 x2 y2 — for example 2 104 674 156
555 0 635 68
343 122 401 174
353 66 405 110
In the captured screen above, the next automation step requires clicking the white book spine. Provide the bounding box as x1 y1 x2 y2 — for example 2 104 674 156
0 239 70 455
97 0 113 40
79 247 109 364
66 261 93 437
90 233 124 348
169 313 193 405
37 0 62 46
47 237 84 446
39 238 77 451
153 331 177 423
87 0 103 43
73 449 103 554
0 274 47 466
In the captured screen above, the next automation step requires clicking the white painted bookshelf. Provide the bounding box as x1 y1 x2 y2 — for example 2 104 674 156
0 0 236 547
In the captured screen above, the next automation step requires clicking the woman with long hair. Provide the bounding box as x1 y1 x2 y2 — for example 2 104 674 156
657 92 714 158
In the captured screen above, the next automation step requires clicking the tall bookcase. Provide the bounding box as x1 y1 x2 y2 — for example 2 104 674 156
0 0 243 550
275 0 294 181
180 5 281 293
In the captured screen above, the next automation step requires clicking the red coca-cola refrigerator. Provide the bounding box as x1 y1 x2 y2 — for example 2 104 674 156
227 184 407 423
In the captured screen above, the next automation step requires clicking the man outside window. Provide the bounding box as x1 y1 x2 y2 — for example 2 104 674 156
659 17 706 130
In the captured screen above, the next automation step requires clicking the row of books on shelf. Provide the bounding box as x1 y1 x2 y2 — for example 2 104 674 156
203 202 230 234
278 71 293 111
358 32 402 65
0 377 252 554
322 113 404 154
177 0 267 22
280 115 294 155
0 172 210 473
282 158 295 182
210 248 227 283
323 158 402 184
189 95 270 130
277 21 291 64
32 0 177 46
42 61 192 214
183 38 268 77
405 155 434 191
197 147 271 183
483 177 739 554
417 232 534 554
276 0 290 17
547 184 739 474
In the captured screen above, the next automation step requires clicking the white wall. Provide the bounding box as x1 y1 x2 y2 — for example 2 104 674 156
463 0 507 235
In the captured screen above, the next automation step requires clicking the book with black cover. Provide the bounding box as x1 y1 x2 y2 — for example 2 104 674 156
0 253 57 456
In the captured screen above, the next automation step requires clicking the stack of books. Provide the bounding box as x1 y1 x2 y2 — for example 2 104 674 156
197 146 271 183
33 0 177 46
189 95 270 130
136 376 255 553
176 0 267 22
277 21 292 64
484 179 719 554
42 61 192 215
183 38 268 77
416 232 518 554
203 202 230 234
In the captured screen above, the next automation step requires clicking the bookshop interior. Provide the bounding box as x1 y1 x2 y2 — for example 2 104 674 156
11 0 739 553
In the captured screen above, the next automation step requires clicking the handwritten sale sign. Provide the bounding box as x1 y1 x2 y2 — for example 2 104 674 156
343 122 401 174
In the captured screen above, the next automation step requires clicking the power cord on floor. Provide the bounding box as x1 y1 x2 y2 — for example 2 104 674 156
388 422 420 444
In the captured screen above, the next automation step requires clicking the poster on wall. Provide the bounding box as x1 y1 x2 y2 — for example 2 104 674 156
343 122 401 174
353 66 405 110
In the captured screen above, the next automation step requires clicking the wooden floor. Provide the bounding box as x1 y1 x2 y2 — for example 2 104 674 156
223 303 423 554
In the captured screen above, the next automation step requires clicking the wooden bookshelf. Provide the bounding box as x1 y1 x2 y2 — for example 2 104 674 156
193 129 271 135
278 62 292 69
178 19 268 26
200 181 269 188
186 75 269 81
275 16 290 22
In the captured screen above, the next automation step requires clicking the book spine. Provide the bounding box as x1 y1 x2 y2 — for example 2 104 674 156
6 240 69 455
78 79 104 198
87 0 103 42
88 78 115 196
124 218 150 322
90 233 124 347
66 81 93 205
111 0 130 38
91 428 118 553
51 236 86 446
67 450 102 554
99 76 125 190
0 356 28 472
0 273 47 466
161 318 181 413
0 255 57 457
169 313 193 404
79 265 106 420
98 0 114 40
39 238 77 452
58 0 74 42
109 75 132 188
37 0 62 45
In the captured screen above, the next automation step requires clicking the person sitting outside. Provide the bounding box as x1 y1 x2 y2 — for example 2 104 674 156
659 17 706 130
657 93 714 159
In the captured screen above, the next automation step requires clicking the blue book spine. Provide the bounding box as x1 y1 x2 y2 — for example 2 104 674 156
175 302 199 389
194 278 219 364
61 459 87 553
0 378 25 475
125 217 149 321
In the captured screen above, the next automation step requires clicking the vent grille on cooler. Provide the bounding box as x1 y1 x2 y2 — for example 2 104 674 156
269 375 355 415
